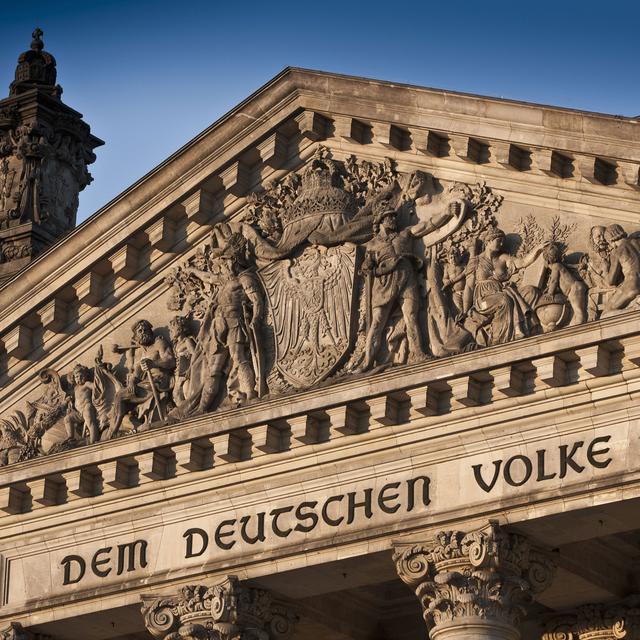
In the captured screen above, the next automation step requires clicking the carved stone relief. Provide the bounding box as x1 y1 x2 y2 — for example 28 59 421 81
393 521 555 638
141 575 297 640
543 596 640 640
0 30 101 270
2 145 640 464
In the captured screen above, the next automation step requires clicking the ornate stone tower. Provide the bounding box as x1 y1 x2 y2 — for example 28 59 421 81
0 28 103 283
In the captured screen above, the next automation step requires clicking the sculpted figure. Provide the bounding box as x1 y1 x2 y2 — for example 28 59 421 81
603 223 640 313
64 364 100 443
106 320 176 439
359 193 467 371
169 316 197 404
464 228 545 346
442 244 466 316
580 225 613 319
184 232 264 411
536 242 587 331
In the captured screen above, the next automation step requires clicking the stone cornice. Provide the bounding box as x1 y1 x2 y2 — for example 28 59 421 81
1 308 639 521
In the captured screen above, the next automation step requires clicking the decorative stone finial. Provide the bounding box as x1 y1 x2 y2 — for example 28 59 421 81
9 28 60 98
30 28 44 52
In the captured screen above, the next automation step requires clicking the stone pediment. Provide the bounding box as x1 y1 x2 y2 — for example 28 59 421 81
0 67 640 476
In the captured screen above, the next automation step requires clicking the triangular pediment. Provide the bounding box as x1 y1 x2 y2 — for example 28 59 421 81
0 66 639 474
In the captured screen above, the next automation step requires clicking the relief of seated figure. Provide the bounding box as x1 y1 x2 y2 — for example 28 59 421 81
463 227 546 347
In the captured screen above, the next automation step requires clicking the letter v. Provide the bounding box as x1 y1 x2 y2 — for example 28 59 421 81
472 461 502 493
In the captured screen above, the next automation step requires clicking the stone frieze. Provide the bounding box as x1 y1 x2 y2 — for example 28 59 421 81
2 145 640 466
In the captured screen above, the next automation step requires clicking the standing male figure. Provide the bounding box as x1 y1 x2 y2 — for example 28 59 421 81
359 192 467 371
185 232 264 412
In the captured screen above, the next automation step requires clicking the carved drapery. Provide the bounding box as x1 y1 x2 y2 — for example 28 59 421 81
393 521 555 640
544 598 640 640
3 143 640 466
141 575 297 640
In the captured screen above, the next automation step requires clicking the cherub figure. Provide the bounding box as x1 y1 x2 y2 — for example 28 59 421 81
64 364 100 443
539 241 587 327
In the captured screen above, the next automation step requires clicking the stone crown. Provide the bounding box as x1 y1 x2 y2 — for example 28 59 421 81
9 28 60 98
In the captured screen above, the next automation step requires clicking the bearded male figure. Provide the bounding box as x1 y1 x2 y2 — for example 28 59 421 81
106 320 176 439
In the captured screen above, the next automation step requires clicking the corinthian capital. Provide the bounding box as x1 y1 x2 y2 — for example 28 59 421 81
141 575 297 640
544 597 640 640
393 521 556 636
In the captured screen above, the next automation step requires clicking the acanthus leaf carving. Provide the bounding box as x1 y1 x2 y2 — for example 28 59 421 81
394 522 556 633
141 576 297 640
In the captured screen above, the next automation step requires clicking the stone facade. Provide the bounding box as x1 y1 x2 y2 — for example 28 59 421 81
0 34 639 640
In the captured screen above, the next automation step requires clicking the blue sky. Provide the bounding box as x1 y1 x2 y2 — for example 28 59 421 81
1 0 638 222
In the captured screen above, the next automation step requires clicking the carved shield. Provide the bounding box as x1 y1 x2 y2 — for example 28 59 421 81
259 244 359 389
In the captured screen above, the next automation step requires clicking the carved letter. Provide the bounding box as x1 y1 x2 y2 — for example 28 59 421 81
61 554 86 585
347 488 373 524
214 519 237 550
536 449 557 481
294 501 319 533
184 528 209 558
378 482 401 514
321 495 345 526
240 513 266 544
504 455 533 487
472 461 502 493
587 435 612 469
117 540 148 575
559 441 585 478
270 506 294 538
91 547 112 578
406 476 431 511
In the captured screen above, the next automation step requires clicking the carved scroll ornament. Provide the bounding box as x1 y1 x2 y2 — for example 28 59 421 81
3 146 640 465
141 576 297 640
543 597 640 640
393 521 555 632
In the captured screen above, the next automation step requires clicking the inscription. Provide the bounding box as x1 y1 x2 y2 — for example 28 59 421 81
184 476 431 555
59 475 431 586
472 435 613 493
61 540 148 585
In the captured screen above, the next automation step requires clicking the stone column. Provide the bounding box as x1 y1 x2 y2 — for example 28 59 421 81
544 597 640 640
393 521 556 640
141 575 297 640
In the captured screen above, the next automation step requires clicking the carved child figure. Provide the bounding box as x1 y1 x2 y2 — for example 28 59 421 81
540 242 587 327
64 364 100 444
169 316 197 404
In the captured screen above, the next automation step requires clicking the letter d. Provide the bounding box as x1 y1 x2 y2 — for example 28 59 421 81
183 528 209 558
